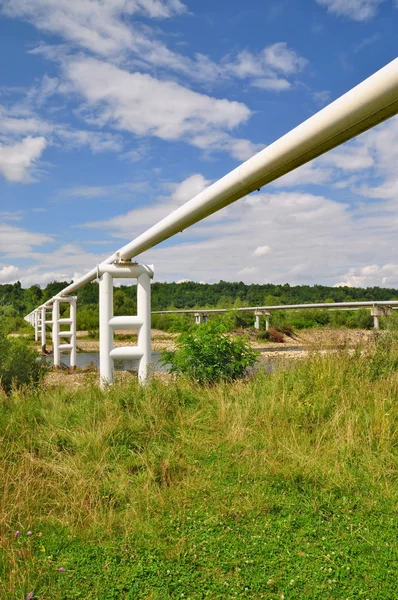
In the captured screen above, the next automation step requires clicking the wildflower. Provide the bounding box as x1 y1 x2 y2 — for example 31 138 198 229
57 567 65 572
15 531 21 537
26 593 34 600
27 531 33 536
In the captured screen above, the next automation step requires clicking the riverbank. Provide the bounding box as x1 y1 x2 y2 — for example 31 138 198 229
38 327 378 388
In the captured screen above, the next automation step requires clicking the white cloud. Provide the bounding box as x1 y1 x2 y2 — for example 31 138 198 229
0 0 186 57
224 43 307 90
0 223 53 255
0 102 124 159
0 265 20 283
253 245 271 257
316 0 385 21
262 42 308 74
190 132 263 161
271 161 332 188
334 264 398 287
0 136 47 182
63 56 255 158
252 78 291 91
61 182 149 199
321 143 374 171
165 174 212 205
7 177 398 288
1 1 306 94
313 90 331 105
54 128 123 153
83 174 212 235
331 116 398 198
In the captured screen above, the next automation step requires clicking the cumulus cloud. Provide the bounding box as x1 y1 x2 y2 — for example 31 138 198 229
82 174 212 235
0 223 53 255
224 42 307 90
0 136 47 182
63 56 257 158
1 0 307 94
253 245 271 257
0 0 186 57
316 0 385 21
0 265 20 283
0 102 124 161
334 264 398 287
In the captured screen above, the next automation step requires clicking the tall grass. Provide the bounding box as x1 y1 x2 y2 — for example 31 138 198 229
1 335 397 598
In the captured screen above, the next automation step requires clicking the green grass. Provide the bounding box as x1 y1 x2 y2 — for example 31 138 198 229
1 335 398 599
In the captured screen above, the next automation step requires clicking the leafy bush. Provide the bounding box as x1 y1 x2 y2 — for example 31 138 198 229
0 305 29 335
151 313 192 332
0 329 48 394
161 319 258 385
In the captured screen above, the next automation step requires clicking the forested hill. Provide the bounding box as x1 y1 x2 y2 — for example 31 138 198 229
2 280 398 316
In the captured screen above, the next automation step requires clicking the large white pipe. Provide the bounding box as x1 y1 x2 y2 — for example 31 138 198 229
153 300 398 314
33 58 398 306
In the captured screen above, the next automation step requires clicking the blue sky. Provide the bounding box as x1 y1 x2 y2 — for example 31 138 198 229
0 0 397 288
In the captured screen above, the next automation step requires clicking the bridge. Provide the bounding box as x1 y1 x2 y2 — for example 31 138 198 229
24 58 398 386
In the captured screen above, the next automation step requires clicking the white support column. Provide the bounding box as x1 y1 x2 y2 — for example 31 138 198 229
99 272 114 386
52 300 60 367
137 271 152 384
98 263 153 387
70 297 77 368
34 311 39 342
371 305 392 331
254 310 261 330
265 311 271 332
195 312 202 325
41 306 46 351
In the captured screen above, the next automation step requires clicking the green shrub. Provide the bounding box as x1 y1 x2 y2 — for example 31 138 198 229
0 329 48 394
161 319 258 385
151 313 191 332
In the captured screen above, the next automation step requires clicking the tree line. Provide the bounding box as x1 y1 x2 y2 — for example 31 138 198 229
1 279 398 333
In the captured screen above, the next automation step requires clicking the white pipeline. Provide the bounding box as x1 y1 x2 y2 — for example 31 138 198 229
35 57 397 303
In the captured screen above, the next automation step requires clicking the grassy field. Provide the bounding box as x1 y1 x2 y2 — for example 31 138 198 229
1 335 398 599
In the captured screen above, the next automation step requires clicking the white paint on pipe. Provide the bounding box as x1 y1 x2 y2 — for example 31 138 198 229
99 271 114 387
109 347 144 360
109 316 144 329
154 300 398 314
98 264 154 279
52 300 60 367
41 306 46 349
137 271 152 384
34 311 39 342
254 314 260 330
70 298 77 368
59 343 74 351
